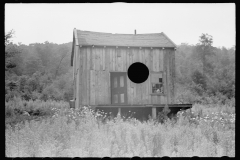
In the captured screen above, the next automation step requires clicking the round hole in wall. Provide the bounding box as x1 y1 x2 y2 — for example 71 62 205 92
127 62 149 84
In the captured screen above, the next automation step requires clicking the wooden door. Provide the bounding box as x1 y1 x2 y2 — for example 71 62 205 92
111 72 128 104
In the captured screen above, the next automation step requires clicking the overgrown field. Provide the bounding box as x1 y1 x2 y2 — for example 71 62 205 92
5 98 235 157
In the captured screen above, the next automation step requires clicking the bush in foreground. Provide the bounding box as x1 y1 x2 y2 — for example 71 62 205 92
5 102 235 157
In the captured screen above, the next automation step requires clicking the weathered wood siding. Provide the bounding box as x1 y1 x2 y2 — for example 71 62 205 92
76 46 175 106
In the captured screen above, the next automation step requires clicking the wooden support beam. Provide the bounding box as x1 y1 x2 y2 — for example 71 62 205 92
152 107 156 119
118 107 121 116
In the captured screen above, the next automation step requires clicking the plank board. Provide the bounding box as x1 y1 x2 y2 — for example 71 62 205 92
103 71 106 104
87 48 91 105
159 49 164 71
129 48 133 68
95 71 99 105
90 70 95 105
112 48 116 71
107 72 111 104
151 95 158 104
149 49 153 72
102 48 105 71
136 83 141 104
144 49 150 71
89 47 93 70
122 48 126 72
94 48 99 71
156 49 160 72
82 48 87 105
76 46 80 106
117 49 121 71
98 47 103 71
99 71 103 104
126 48 129 70
146 77 151 104
92 47 95 70
105 47 109 71
109 48 112 71
127 78 132 105
135 48 139 63
172 49 175 103
142 80 146 104
161 96 166 104
79 47 83 106
139 48 142 63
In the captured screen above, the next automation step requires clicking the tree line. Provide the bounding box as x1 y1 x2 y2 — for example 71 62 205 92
5 30 235 105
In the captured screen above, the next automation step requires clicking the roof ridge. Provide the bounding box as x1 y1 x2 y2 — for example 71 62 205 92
77 29 164 35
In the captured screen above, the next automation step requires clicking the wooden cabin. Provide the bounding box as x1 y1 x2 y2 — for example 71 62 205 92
71 28 190 119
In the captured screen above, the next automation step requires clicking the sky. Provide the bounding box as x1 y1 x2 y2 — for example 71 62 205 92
5 3 235 48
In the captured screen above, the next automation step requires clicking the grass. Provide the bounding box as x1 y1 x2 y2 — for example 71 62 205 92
5 100 235 157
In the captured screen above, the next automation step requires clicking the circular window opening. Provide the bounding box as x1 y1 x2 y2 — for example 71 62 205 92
127 62 149 84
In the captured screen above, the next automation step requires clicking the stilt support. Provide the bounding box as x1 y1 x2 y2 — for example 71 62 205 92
118 107 121 116
152 107 156 119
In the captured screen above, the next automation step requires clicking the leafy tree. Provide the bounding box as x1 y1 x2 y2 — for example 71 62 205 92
5 30 20 71
193 33 215 75
24 56 43 75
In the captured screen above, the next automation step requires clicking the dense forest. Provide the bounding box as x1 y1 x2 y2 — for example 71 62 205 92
5 30 235 106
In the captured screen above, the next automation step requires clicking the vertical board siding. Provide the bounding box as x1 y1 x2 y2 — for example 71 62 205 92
159 49 164 71
169 49 175 104
73 45 76 100
122 48 126 72
79 46 83 106
105 48 110 71
109 48 112 71
126 48 129 70
75 46 79 107
149 49 153 72
74 45 174 106
117 49 121 71
113 48 116 71
152 49 156 72
87 48 91 105
106 71 110 104
166 49 171 104
107 72 111 104
81 47 86 105
98 47 102 71
90 47 93 70
102 48 105 71
90 70 95 105
92 47 95 70
99 71 103 104
172 49 175 103
139 48 143 63
142 80 147 104
95 70 99 105
156 49 160 72
127 78 131 105
145 49 150 72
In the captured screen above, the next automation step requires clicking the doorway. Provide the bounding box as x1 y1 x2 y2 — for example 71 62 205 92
110 72 128 104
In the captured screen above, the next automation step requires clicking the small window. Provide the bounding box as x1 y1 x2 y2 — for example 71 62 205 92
151 72 163 94
152 83 163 94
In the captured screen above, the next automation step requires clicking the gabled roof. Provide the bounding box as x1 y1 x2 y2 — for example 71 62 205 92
75 29 176 48
71 29 177 66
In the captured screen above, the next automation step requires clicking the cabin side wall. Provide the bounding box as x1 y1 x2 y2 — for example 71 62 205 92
76 46 175 106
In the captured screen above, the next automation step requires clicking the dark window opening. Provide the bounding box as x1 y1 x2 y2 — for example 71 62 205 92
152 83 163 94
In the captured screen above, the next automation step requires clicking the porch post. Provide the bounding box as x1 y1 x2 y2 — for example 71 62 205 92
118 107 121 117
152 107 156 119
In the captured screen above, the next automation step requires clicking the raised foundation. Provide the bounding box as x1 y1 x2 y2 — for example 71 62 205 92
88 104 192 121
